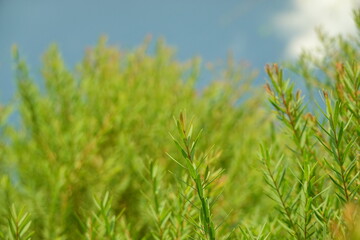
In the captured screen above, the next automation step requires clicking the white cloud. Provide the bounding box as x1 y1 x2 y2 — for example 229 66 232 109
274 0 360 58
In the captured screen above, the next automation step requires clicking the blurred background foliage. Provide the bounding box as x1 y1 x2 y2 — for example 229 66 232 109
0 36 272 239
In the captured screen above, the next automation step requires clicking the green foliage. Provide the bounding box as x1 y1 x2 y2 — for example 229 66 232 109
169 112 222 239
80 192 129 240
263 60 360 239
0 9 359 240
260 10 360 239
7 205 33 240
1 37 266 239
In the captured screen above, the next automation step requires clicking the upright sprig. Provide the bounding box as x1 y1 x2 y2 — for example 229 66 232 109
265 64 316 161
168 113 222 240
8 205 33 240
335 62 360 124
261 147 301 239
145 160 172 240
264 64 324 239
145 160 196 239
317 92 358 203
82 192 127 240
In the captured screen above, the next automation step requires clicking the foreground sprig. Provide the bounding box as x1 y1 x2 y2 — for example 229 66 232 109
264 61 360 239
264 63 322 239
168 113 224 240
8 205 33 240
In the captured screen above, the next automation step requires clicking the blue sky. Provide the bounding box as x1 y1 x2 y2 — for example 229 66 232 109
0 0 359 104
